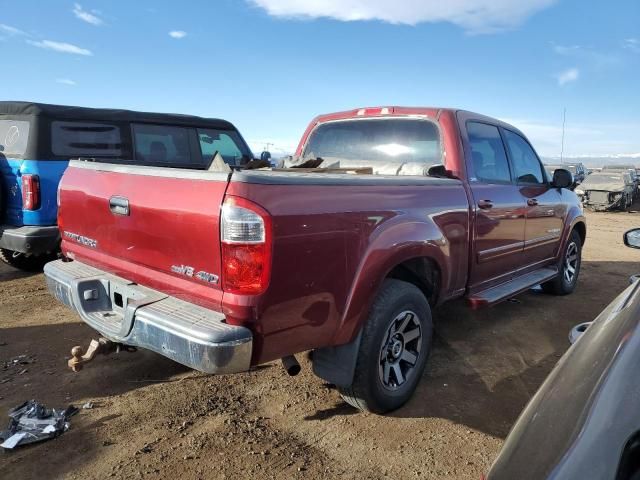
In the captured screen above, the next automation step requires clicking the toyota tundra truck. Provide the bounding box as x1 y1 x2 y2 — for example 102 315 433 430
45 107 585 413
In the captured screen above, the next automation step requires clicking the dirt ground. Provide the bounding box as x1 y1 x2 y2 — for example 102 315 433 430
1 207 639 480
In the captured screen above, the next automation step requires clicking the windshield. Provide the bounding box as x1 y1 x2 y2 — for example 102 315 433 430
303 118 442 166
582 173 625 186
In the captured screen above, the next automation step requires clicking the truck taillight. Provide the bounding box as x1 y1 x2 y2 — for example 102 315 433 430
221 197 272 295
22 174 40 210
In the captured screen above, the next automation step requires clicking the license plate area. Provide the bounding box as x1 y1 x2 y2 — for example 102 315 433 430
74 277 165 339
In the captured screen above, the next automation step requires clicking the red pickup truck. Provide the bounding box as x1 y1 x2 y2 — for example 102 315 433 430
45 107 585 413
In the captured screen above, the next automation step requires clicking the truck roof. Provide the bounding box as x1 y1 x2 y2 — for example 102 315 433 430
0 101 236 130
309 106 520 131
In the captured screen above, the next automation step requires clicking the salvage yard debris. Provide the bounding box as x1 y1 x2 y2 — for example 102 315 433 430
0 400 78 450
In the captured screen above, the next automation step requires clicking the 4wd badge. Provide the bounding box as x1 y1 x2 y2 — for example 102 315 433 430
171 264 219 284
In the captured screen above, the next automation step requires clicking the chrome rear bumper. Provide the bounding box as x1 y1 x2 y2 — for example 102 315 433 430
44 259 252 374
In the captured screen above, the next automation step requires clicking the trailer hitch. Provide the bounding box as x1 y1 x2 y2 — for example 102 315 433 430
68 338 137 372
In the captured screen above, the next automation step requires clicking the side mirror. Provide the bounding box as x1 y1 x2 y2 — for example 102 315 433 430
552 168 573 189
623 228 640 249
260 150 272 163
427 164 447 177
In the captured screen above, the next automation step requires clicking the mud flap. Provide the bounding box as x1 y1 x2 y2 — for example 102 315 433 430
311 330 363 388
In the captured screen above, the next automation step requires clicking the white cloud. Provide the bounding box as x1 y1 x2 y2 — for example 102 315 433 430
27 40 93 56
0 23 26 36
556 67 579 86
249 0 557 33
72 3 104 25
551 42 619 68
169 30 187 39
56 78 77 86
623 38 640 53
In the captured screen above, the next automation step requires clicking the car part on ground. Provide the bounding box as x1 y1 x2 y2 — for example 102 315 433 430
0 400 78 449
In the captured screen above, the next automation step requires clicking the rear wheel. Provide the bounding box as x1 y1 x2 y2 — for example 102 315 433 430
338 279 433 414
541 230 582 295
0 249 56 272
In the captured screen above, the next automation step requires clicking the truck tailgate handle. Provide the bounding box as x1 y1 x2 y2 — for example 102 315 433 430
109 196 130 216
478 199 493 210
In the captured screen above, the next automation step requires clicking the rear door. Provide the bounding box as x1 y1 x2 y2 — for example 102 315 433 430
463 120 527 292
502 128 565 266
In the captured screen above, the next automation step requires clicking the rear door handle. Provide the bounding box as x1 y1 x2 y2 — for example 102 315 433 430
527 198 539 206
109 196 130 216
478 200 493 210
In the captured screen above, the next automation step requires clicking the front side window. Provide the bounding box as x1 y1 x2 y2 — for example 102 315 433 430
198 129 247 166
132 124 193 167
503 130 545 184
467 122 511 184
303 119 441 172
52 121 122 157
0 120 30 156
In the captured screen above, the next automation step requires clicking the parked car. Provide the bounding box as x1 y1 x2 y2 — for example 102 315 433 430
603 164 639 197
0 101 254 271
486 227 640 480
576 171 634 211
545 162 586 185
44 106 586 413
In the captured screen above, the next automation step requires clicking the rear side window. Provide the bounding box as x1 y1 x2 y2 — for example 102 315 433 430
132 124 196 167
467 122 511 184
198 129 247 166
503 130 546 184
303 119 441 172
0 120 30 156
52 121 122 157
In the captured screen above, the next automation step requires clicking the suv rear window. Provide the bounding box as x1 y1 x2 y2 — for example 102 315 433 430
132 124 199 168
303 119 441 172
0 120 30 156
52 121 123 157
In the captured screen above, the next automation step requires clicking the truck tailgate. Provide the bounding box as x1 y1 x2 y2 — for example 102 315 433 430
59 161 230 311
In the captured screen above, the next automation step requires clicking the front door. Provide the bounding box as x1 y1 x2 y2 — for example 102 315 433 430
501 129 565 266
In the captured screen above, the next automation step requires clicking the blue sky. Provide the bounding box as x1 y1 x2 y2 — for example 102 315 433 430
0 0 638 157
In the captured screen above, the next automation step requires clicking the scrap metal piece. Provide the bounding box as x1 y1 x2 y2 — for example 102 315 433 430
0 400 78 449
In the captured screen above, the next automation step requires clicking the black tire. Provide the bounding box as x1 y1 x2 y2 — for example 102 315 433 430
541 229 582 295
338 279 433 414
0 249 55 272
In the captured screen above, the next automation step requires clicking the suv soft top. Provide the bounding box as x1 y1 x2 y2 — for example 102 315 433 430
0 101 235 130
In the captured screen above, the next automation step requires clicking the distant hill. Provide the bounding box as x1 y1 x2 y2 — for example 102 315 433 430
542 154 640 168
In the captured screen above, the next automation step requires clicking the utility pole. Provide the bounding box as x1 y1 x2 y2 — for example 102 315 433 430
560 108 566 163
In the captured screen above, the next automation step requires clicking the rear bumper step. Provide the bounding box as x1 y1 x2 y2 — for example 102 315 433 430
44 259 252 374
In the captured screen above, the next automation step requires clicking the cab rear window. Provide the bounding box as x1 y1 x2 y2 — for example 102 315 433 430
303 118 442 171
0 120 30 156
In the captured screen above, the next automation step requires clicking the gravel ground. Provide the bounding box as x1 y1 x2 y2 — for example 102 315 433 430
1 207 639 479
